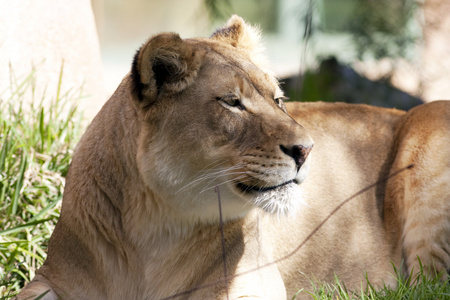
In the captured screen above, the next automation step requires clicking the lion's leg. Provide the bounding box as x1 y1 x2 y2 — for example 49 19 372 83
402 156 450 279
14 281 58 300
389 101 450 279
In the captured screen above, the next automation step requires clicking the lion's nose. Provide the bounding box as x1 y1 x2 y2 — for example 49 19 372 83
280 144 313 171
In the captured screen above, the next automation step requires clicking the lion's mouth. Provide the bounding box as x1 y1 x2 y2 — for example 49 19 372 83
236 179 298 193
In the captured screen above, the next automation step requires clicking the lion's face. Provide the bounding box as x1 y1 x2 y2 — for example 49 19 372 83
132 17 313 222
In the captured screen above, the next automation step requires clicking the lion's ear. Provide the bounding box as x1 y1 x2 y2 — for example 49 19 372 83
211 15 269 70
131 33 202 104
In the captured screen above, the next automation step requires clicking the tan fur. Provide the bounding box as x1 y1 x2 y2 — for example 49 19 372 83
17 16 450 300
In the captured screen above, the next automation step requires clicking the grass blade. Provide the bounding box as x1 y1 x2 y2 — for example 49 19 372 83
39 107 45 153
0 218 54 236
11 154 27 216
0 125 10 172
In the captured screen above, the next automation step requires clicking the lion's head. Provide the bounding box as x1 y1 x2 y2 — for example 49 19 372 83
129 15 313 222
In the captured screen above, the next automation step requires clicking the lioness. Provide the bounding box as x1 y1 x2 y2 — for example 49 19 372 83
17 15 450 300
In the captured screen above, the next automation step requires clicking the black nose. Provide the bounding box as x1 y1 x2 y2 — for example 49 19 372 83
280 144 312 170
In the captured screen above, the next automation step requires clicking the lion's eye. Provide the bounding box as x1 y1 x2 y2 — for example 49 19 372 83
275 96 288 107
274 96 288 112
217 96 245 110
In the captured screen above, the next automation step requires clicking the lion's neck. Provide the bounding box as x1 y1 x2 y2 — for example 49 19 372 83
60 84 252 286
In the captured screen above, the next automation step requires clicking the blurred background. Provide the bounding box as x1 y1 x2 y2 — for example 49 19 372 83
2 0 450 119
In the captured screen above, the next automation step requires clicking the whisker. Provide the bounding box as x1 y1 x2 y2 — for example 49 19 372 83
190 159 227 178
201 169 247 191
175 163 238 193
176 163 246 194
200 173 248 193
197 169 246 191
200 175 247 194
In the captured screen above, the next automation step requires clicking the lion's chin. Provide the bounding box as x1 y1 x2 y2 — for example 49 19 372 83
238 181 304 216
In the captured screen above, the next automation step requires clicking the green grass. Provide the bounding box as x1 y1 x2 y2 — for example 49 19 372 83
0 68 84 298
0 72 448 299
295 266 449 299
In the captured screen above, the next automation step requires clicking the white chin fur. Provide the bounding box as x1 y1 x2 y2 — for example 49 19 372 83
252 182 304 217
251 156 311 217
